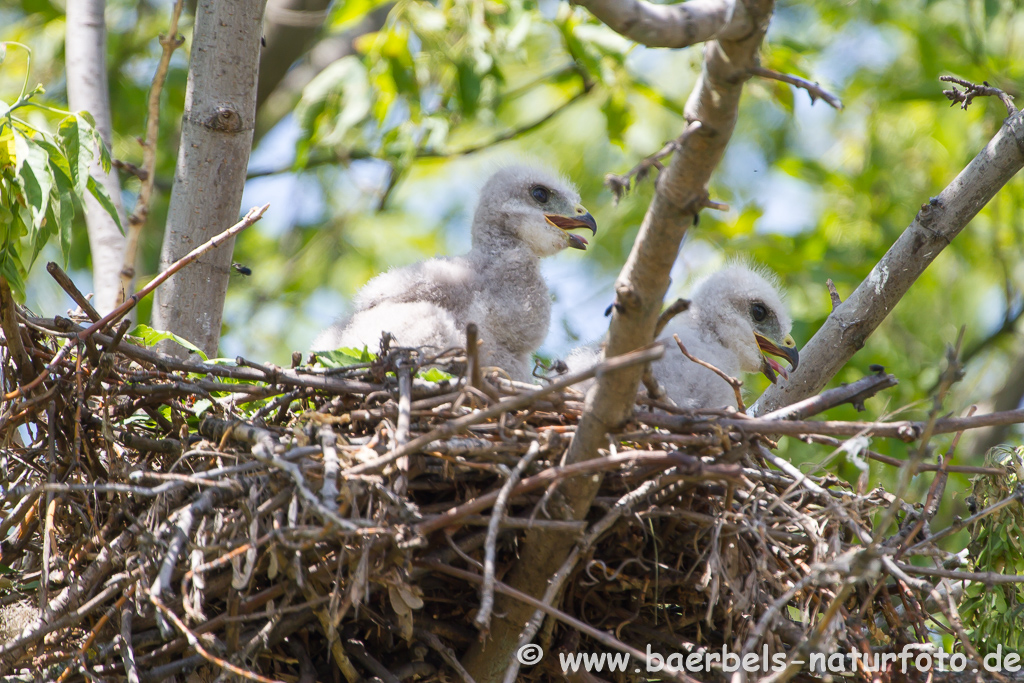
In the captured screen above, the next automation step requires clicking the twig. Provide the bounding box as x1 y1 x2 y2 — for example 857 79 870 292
673 333 745 412
394 360 413 496
894 562 1024 584
654 298 690 338
604 121 702 203
475 441 542 632
750 65 843 109
760 372 898 421
319 426 340 506
84 204 269 341
466 323 482 391
119 0 186 300
941 75 1017 115
149 595 284 683
826 278 842 311
907 484 1024 553
46 262 101 322
0 275 35 386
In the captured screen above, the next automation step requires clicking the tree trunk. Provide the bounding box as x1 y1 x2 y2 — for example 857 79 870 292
151 0 267 358
65 0 129 314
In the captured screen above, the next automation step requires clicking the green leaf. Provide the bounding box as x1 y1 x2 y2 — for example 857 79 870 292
129 324 208 360
86 175 124 234
58 114 94 196
417 367 453 382
77 112 112 175
14 133 53 228
315 346 375 368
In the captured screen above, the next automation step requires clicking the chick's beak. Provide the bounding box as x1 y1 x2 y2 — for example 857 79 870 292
545 205 598 251
755 333 800 384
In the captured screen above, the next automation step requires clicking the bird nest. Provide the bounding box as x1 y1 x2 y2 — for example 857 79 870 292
0 305 1016 683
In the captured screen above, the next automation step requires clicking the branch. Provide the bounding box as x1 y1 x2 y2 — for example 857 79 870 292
750 65 843 109
119 0 186 305
572 0 751 48
752 81 1024 415
941 75 1017 115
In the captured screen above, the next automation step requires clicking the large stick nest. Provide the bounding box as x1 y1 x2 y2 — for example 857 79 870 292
0 304 1016 683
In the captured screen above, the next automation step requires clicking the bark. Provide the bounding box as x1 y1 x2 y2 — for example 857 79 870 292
65 0 129 314
151 0 268 358
751 107 1024 415
577 0 751 46
460 1 776 679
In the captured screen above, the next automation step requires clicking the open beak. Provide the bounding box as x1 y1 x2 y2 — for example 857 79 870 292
755 333 799 384
545 207 597 251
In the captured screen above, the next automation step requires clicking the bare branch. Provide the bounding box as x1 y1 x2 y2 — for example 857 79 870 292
573 0 751 48
750 65 843 110
674 333 745 412
119 0 186 305
753 93 1024 415
941 75 1017 115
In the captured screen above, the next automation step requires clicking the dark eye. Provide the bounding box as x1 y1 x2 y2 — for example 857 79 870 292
751 302 768 322
531 186 550 203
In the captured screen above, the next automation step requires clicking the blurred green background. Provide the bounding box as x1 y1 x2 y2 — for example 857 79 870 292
3 0 1023 532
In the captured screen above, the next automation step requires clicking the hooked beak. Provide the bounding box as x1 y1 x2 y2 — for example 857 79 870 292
545 207 597 251
755 333 799 384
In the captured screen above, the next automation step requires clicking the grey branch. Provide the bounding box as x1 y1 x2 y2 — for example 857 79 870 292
65 0 128 314
752 98 1024 415
573 0 751 48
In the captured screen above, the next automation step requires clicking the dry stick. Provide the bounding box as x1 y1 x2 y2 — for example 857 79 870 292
895 405 976 561
46 262 101 322
637 406 1024 441
424 561 693 683
5 205 269 401
0 275 34 386
673 333 744 411
414 628 478 683
749 64 843 109
394 361 413 496
416 451 740 536
343 344 664 477
119 0 186 301
475 441 542 633
907 484 1024 553
56 584 137 683
759 372 898 421
149 595 284 683
604 120 702 201
940 75 1018 114
121 604 140 683
894 562 1024 584
319 426 340 506
804 434 1002 476
466 322 482 391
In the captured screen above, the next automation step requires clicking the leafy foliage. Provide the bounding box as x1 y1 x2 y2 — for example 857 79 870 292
961 446 1024 652
0 42 121 299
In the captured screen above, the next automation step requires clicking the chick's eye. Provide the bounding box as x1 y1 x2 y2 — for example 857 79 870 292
751 302 768 322
531 186 550 203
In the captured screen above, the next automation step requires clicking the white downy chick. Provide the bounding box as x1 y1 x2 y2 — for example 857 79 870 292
656 263 798 409
312 163 597 380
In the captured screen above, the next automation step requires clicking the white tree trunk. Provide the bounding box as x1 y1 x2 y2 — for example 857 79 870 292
65 0 129 314
152 0 267 358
